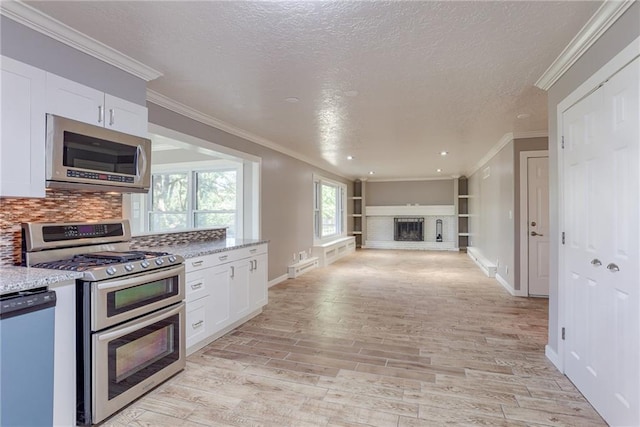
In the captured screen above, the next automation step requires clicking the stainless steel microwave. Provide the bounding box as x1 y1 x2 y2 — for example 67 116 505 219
45 114 151 193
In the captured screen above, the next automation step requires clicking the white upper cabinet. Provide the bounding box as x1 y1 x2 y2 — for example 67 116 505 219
0 56 47 198
46 73 148 137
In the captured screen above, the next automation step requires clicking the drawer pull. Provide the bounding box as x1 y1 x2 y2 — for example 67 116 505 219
192 320 204 329
191 260 204 267
190 282 203 290
218 255 228 261
250 248 257 253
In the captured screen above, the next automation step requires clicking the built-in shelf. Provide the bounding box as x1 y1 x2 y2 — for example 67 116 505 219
350 214 363 217
352 231 363 235
351 196 363 200
352 181 364 248
458 176 469 251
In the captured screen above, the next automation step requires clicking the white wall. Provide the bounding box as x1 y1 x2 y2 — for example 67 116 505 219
468 141 515 288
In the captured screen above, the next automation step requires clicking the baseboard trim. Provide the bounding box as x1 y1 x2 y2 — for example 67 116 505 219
268 274 288 288
545 345 563 372
495 273 515 295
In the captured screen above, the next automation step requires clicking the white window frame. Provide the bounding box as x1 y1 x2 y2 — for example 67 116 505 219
313 174 347 244
147 160 243 236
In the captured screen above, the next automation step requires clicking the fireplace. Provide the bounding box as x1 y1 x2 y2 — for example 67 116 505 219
394 217 424 241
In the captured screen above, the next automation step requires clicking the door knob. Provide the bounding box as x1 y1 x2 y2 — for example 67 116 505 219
530 231 544 236
590 259 602 267
531 221 536 226
606 263 620 273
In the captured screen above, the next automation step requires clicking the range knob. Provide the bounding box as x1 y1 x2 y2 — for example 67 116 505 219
140 260 150 269
106 266 117 276
124 263 134 272
155 258 164 266
168 255 177 263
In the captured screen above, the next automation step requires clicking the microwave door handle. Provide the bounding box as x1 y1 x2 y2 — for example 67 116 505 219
136 144 148 181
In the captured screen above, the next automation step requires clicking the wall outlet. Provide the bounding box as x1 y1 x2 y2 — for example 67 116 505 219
505 265 509 275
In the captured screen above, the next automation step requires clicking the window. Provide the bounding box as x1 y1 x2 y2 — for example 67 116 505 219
314 175 346 241
148 165 241 237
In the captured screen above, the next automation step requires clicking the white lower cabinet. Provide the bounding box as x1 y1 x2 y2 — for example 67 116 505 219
184 244 268 354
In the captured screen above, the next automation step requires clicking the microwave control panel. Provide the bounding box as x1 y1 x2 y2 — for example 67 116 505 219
67 169 134 183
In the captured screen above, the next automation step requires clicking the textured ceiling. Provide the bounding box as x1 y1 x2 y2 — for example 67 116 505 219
26 1 602 180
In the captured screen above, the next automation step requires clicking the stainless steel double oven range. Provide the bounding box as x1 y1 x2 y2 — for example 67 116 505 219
22 219 186 425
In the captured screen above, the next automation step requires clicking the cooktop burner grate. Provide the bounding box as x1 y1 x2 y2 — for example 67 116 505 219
31 250 172 271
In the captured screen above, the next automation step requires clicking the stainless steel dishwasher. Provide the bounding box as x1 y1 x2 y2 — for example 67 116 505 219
0 287 56 426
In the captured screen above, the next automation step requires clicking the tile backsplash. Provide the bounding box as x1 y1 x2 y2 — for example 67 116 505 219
0 189 122 266
129 228 226 248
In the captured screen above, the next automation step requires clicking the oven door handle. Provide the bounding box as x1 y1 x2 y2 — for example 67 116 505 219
96 264 185 291
97 303 183 342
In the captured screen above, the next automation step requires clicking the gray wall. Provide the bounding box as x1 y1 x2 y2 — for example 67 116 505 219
366 180 454 206
468 141 515 286
0 16 146 105
546 3 640 356
148 103 352 281
513 137 548 290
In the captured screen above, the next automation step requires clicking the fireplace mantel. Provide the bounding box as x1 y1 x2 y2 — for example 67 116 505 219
365 205 455 216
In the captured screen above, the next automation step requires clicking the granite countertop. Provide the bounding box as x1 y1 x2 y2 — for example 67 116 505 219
141 238 268 259
0 266 83 296
0 239 267 296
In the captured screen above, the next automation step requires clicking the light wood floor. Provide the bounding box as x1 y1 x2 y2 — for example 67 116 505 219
104 250 606 426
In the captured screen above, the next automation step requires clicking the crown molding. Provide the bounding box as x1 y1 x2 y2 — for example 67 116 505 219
0 1 162 81
465 130 548 177
466 133 514 177
146 89 350 180
366 177 454 183
535 0 635 90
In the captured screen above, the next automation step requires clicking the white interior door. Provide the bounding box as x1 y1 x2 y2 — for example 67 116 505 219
562 56 639 427
527 156 549 296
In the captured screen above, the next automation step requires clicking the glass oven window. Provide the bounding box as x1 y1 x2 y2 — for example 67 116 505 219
107 276 180 317
63 131 138 176
108 314 180 399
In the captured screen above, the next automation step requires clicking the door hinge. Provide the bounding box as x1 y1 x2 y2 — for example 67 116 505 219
561 136 565 149
562 327 566 340
562 232 565 245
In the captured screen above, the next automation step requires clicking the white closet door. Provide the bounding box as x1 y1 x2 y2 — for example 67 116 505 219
562 56 639 427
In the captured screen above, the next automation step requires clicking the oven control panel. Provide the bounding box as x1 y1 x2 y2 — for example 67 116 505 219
42 223 125 242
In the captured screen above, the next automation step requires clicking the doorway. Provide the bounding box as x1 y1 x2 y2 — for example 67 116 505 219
519 151 549 297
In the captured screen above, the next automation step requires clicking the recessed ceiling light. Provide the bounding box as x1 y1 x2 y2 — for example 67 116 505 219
285 97 299 103
344 90 359 97
440 151 448 156
517 113 530 119
436 169 442 172
368 171 375 175
346 155 354 160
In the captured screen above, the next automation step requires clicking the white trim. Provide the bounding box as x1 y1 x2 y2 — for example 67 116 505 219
466 247 497 278
555 36 640 374
268 274 288 288
519 150 549 297
0 1 162 81
545 345 562 371
147 90 351 180
495 273 516 296
367 177 454 183
313 173 348 245
365 205 455 216
535 0 636 90
466 131 548 177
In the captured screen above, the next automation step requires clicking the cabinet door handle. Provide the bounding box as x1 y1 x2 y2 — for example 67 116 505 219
607 263 620 273
190 282 203 290
230 266 235 278
253 260 258 269
192 320 204 329
98 105 104 123
109 108 115 126
219 255 228 261
191 260 203 267
590 259 602 267
250 248 257 254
